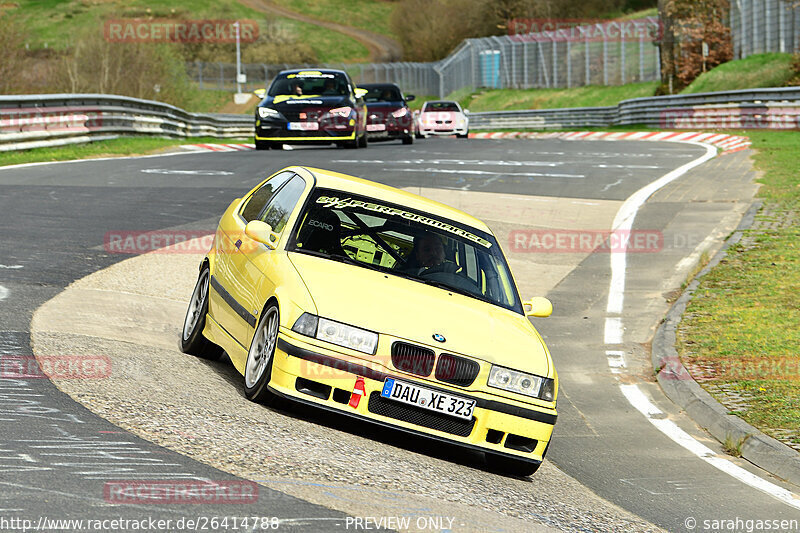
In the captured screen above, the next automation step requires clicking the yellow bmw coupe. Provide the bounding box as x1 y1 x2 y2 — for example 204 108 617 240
181 166 557 476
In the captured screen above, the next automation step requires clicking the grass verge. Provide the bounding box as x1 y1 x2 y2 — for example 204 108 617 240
681 53 796 95
676 130 800 451
0 136 248 168
458 82 659 112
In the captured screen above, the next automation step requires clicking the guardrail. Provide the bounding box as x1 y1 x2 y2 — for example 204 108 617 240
2 88 799 152
468 86 800 131
0 94 253 152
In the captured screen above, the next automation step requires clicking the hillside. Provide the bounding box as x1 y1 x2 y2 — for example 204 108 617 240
9 0 372 63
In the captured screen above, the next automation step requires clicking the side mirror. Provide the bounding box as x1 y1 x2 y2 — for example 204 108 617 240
405 94 415 102
354 88 368 99
253 88 266 98
464 108 470 114
244 220 278 250
523 297 552 318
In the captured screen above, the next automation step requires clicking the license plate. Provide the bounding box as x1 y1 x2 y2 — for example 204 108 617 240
366 123 386 132
288 122 319 131
381 378 475 421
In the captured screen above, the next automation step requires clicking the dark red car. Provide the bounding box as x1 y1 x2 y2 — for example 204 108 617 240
360 83 415 145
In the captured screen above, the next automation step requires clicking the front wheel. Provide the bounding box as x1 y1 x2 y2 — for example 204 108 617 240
255 139 271 150
180 267 223 359
243 303 280 405
402 134 413 145
358 131 368 148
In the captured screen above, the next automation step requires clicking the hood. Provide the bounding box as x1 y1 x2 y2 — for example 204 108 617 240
261 94 353 113
288 252 550 376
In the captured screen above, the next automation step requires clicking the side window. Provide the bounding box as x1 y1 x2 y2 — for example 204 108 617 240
259 176 306 233
240 171 293 222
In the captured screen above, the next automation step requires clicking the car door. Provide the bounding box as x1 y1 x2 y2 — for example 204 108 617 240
225 174 309 365
209 171 294 348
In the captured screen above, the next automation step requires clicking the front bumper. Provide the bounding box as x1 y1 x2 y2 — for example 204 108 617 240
419 125 468 137
255 118 356 143
270 331 556 463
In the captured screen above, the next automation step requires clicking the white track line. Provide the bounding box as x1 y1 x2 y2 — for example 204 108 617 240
605 141 800 509
620 385 800 510
0 285 7 301
606 142 717 315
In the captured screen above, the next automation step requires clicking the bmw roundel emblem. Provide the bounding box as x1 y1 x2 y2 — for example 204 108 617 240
432 333 446 343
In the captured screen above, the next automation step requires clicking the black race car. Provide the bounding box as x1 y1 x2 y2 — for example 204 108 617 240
254 69 368 150
360 83 415 145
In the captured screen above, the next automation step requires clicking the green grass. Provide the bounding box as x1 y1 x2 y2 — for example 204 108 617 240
282 17 369 63
10 0 368 62
268 0 397 40
14 0 257 51
459 82 659 112
677 130 800 445
0 136 247 167
181 90 239 113
681 53 796 94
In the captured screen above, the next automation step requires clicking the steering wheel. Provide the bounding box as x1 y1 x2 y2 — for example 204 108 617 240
419 261 459 276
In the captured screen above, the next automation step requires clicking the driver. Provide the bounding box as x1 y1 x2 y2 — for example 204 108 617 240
322 79 339 95
406 233 458 275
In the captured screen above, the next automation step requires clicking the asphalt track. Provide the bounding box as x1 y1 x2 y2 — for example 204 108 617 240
1 138 799 532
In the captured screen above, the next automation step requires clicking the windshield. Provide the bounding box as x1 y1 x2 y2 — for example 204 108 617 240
364 86 402 103
424 102 460 112
268 71 349 97
289 189 523 313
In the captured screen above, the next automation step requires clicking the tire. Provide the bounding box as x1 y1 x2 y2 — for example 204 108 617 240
243 302 280 405
402 134 413 145
358 131 368 148
255 139 270 150
485 453 541 477
456 132 469 139
415 132 423 139
180 267 223 360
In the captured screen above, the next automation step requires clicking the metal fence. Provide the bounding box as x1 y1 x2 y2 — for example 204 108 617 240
731 0 800 58
187 17 662 98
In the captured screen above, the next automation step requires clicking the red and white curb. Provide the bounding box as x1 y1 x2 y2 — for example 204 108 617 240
469 131 751 155
181 143 254 152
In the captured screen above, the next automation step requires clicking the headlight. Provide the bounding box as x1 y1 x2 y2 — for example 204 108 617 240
292 314 378 354
258 107 280 119
328 106 352 118
391 108 408 118
487 365 554 401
